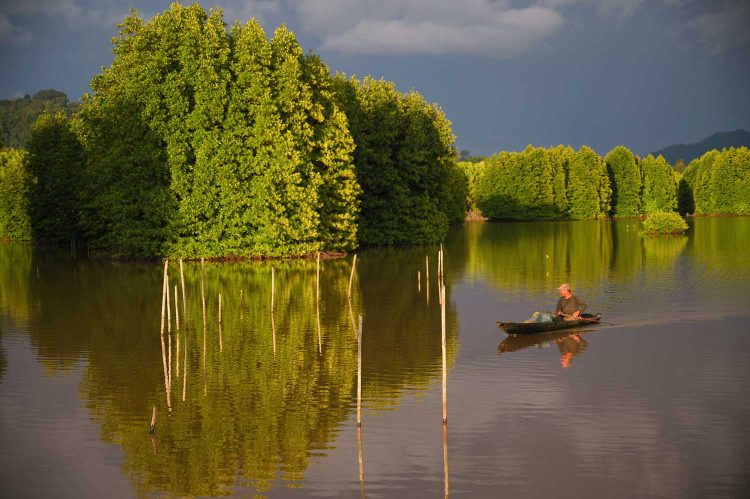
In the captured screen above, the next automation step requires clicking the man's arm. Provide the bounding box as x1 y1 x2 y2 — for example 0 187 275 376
555 297 564 315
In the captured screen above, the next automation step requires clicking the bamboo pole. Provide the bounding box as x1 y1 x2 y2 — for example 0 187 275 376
357 314 363 427
160 261 168 336
179 259 187 330
149 406 157 433
218 293 223 353
348 254 357 298
316 252 322 355
174 285 180 331
426 255 430 305
167 275 172 334
160 261 171 410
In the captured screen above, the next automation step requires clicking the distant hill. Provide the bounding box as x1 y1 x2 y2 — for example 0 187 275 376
650 129 750 165
0 90 79 149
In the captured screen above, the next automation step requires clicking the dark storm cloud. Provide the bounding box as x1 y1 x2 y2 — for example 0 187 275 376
1 0 749 155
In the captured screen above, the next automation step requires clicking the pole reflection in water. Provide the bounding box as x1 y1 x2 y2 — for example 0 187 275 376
358 425 365 498
316 252 322 355
443 422 450 499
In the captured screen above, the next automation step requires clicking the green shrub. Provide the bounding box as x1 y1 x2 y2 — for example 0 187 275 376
641 154 678 214
0 148 32 240
332 75 455 244
605 145 642 216
642 211 688 235
567 146 611 219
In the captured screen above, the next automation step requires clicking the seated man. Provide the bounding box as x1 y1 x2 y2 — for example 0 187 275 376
555 283 587 320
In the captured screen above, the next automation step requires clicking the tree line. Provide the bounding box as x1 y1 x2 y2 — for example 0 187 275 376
458 144 750 222
678 147 750 216
0 4 463 256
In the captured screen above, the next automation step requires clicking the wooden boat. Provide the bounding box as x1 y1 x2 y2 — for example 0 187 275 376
497 313 602 335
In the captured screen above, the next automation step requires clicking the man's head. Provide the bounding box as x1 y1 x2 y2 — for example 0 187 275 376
558 283 572 298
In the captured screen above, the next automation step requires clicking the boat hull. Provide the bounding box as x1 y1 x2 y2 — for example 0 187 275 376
497 314 602 335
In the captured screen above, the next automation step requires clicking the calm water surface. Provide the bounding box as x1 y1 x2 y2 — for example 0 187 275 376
1 218 749 498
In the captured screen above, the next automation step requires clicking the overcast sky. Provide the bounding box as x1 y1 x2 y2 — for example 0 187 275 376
1 0 749 155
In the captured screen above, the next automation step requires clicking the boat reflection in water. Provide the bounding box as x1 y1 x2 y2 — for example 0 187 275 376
498 330 591 368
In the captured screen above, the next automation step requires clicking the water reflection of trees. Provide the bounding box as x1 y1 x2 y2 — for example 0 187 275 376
454 219 705 294
0 247 458 496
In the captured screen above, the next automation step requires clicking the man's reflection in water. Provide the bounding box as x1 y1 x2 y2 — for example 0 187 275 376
556 334 588 368
498 331 590 368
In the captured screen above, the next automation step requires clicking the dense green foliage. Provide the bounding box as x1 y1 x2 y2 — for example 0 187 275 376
26 112 84 243
641 154 678 214
469 145 611 220
332 75 458 244
0 149 31 240
605 146 642 216
74 5 360 257
475 147 550 219
566 146 611 219
679 147 750 216
0 90 79 149
642 211 688 235
15 4 460 256
457 160 485 213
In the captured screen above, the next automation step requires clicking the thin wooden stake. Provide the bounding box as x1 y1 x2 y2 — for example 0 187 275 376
357 315 363 427
179 259 187 330
159 260 171 410
166 274 172 334
218 293 222 324
160 260 168 336
174 285 180 331
348 254 357 298
149 406 157 433
426 255 430 305
418 270 421 292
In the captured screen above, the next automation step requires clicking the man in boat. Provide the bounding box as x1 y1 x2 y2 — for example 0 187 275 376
555 283 587 320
